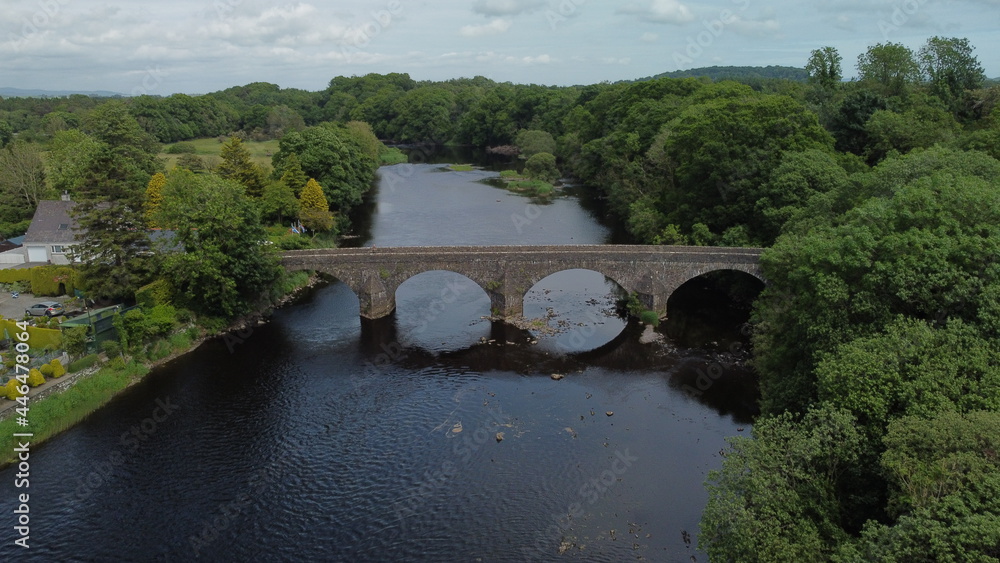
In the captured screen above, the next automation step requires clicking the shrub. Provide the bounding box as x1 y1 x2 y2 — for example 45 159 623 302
499 169 519 179
100 339 121 359
5 378 24 400
27 368 45 387
524 152 560 183
62 326 90 359
135 279 174 308
40 363 54 377
50 359 66 378
145 304 178 337
166 142 197 154
68 354 99 373
107 356 126 370
640 310 661 328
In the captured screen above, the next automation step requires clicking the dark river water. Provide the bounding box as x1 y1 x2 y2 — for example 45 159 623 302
1 149 759 562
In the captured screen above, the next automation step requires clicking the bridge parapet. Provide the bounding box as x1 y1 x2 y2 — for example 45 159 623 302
280 245 764 319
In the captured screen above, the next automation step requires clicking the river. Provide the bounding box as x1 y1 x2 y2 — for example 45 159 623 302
0 149 759 562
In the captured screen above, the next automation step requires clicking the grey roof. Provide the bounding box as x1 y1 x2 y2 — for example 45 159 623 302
23 200 79 244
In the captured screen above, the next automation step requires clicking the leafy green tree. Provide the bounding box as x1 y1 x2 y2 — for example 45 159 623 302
0 120 12 147
752 148 1000 416
837 412 1000 562
45 129 102 196
62 326 90 359
260 180 299 225
515 129 557 159
144 172 166 228
806 46 843 90
918 36 986 110
272 124 378 214
863 104 960 163
754 149 851 242
658 90 835 244
277 153 308 196
523 152 559 182
828 89 889 157
72 101 160 301
218 136 267 197
298 178 333 233
0 142 50 233
155 170 280 318
856 42 921 98
700 405 862 562
387 87 456 143
175 153 206 173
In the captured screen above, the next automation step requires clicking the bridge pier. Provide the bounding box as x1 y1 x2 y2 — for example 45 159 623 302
487 290 523 318
357 271 396 320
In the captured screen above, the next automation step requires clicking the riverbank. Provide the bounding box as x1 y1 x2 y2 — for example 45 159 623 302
0 272 322 468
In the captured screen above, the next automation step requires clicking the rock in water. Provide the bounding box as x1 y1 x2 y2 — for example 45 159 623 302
551 373 565 381
495 432 504 442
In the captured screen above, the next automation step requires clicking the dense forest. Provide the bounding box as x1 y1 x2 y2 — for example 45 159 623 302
2 36 999 560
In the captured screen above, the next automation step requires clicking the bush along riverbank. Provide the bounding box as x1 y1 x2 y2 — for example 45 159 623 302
0 270 319 468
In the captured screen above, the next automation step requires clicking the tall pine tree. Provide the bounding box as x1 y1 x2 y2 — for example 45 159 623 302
218 136 267 197
72 101 159 301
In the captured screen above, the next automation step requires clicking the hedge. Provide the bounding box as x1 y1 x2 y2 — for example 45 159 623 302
0 269 32 284
1 319 62 350
30 266 77 297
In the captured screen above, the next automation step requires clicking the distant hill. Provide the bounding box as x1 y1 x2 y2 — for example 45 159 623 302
0 87 123 98
629 66 809 83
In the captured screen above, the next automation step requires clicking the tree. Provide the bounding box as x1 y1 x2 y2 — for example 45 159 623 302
298 178 334 233
752 148 1000 416
657 90 835 244
857 42 920 98
260 180 299 225
839 412 1000 561
806 46 842 90
515 129 557 159
272 124 378 214
700 405 862 561
155 170 280 318
0 142 50 233
45 129 102 196
145 172 166 228
278 153 308 196
387 87 456 143
218 136 267 197
0 120 12 147
918 36 985 109
72 101 160 301
62 326 90 360
523 152 559 182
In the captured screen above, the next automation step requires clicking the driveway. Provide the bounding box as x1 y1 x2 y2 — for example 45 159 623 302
0 292 68 320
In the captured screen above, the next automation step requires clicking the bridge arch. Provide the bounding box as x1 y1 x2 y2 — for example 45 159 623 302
279 245 764 321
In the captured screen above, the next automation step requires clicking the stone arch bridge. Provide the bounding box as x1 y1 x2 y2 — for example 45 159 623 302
280 245 764 320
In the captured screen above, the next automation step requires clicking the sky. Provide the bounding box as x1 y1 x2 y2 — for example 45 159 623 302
1 0 998 95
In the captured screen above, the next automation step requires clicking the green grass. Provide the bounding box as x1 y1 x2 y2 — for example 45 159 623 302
160 137 280 170
0 361 149 467
448 164 475 172
380 147 408 165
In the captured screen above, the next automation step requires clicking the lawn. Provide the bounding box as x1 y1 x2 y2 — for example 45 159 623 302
159 137 280 171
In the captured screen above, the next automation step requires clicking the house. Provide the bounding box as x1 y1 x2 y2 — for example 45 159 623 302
22 194 80 265
0 234 26 266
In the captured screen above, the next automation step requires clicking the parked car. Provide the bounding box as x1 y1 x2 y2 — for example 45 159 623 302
25 302 64 317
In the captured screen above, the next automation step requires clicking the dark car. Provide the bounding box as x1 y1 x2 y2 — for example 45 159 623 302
25 302 64 317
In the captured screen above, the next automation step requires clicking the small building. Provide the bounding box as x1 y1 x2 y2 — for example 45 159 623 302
0 234 26 266
22 194 80 265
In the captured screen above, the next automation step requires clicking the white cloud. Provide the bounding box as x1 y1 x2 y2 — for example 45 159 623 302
460 19 513 37
640 32 660 42
619 0 694 25
727 15 782 37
